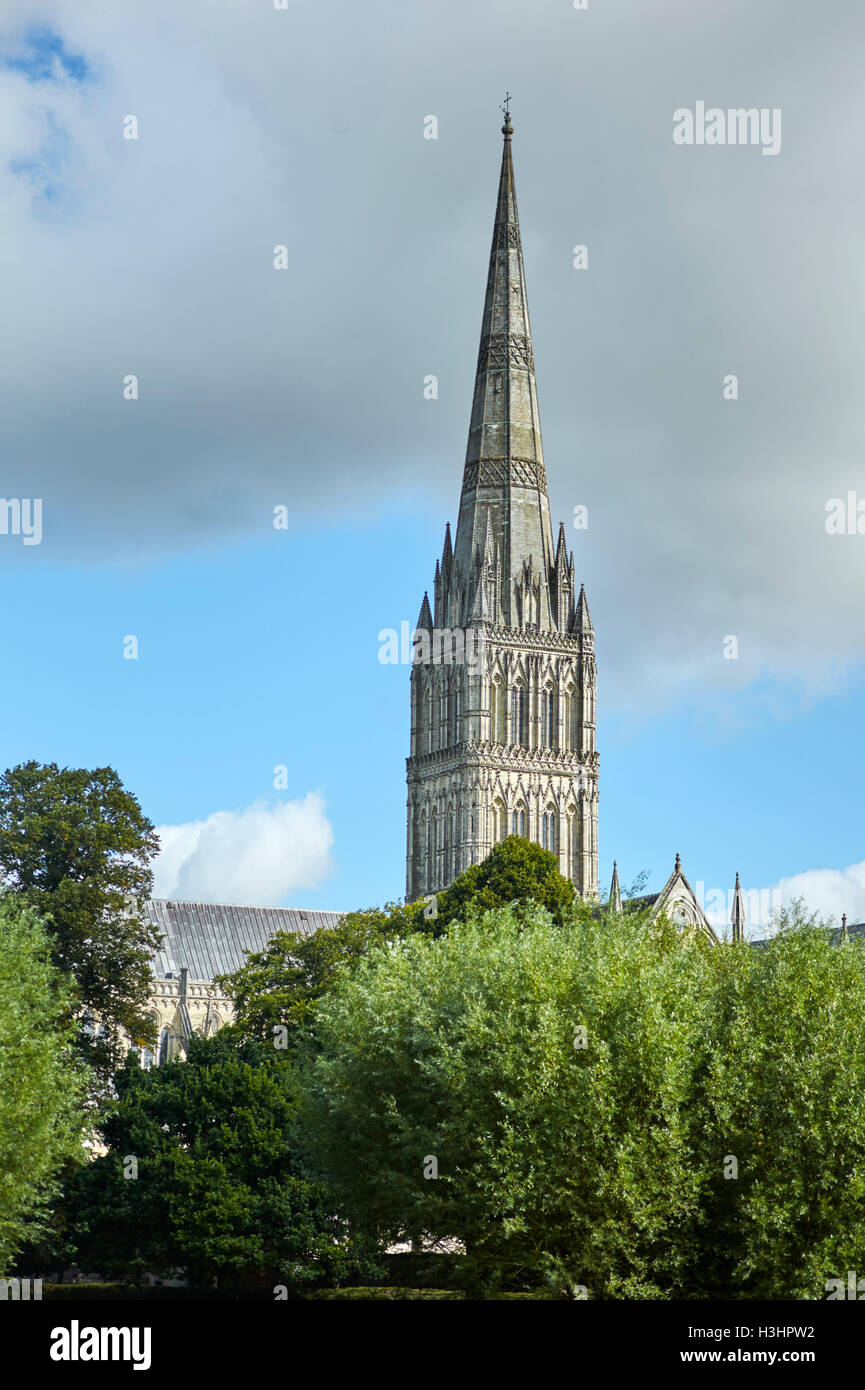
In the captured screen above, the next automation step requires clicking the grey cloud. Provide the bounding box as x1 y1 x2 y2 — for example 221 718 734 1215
1 0 864 709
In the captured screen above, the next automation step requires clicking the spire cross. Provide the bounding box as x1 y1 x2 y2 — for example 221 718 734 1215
500 93 513 136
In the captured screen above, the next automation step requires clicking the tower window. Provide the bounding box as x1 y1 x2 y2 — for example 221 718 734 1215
511 685 527 746
542 687 555 748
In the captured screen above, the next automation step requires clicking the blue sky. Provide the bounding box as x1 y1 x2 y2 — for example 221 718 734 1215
1 3 864 929
7 511 865 918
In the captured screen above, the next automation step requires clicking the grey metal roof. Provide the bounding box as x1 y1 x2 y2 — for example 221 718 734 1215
146 899 344 981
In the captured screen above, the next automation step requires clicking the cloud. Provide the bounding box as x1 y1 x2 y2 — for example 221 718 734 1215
152 795 335 904
1 0 864 716
771 859 865 927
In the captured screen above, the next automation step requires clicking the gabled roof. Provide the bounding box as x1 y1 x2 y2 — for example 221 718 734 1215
146 899 344 982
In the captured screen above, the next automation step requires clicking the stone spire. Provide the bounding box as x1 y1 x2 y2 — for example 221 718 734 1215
731 871 745 943
609 860 623 913
450 111 559 631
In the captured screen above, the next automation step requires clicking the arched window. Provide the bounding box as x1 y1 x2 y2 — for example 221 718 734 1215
511 684 527 746
418 809 427 889
541 686 556 748
490 679 504 743
563 684 578 751
425 688 433 754
511 803 527 837
542 806 557 854
566 807 578 881
492 798 507 844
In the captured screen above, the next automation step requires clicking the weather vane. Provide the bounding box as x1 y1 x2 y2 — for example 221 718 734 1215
501 91 512 119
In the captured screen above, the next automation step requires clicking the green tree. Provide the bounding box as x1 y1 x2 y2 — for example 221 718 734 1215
217 901 429 1046
67 1030 380 1292
0 896 90 1270
433 835 577 931
300 901 713 1298
691 902 865 1299
0 761 161 1089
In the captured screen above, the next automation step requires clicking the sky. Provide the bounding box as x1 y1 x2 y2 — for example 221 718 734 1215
1 1 863 933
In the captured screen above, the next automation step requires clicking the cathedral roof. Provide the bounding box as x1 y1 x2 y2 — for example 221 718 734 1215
146 899 343 982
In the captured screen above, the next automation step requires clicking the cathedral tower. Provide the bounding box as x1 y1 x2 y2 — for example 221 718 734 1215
406 111 599 900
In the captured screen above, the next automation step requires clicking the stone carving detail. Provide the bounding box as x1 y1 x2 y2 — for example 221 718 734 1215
462 457 548 492
478 332 534 374
495 222 522 249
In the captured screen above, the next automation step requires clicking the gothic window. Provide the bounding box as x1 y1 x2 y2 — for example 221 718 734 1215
566 807 578 882
440 688 448 749
541 685 556 748
425 689 433 754
492 798 506 843
418 809 427 889
446 806 454 882
511 683 527 746
542 806 557 854
139 1011 159 1069
511 803 527 838
490 679 503 743
563 684 577 751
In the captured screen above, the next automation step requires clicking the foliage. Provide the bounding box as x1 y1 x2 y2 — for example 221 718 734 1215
432 835 578 931
691 901 865 1299
300 900 713 1298
65 1030 380 1292
300 896 865 1298
0 896 90 1270
0 761 161 1090
216 901 430 1046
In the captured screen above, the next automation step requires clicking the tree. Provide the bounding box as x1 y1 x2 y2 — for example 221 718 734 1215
301 893 865 1299
300 901 713 1298
217 901 430 1046
66 1030 379 1292
433 835 577 931
0 761 161 1089
691 902 865 1299
0 896 90 1270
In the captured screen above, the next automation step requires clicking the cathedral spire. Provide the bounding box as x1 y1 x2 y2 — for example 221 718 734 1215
451 111 556 628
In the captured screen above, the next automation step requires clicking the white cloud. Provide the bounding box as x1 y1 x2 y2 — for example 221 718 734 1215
152 795 335 905
771 859 865 926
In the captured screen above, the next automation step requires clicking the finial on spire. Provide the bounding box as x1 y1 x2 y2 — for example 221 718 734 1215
501 92 513 137
675 852 681 872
